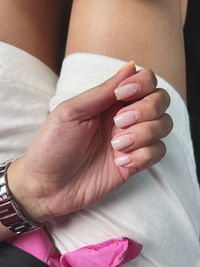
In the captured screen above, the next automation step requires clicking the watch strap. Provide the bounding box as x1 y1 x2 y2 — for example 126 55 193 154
0 161 44 234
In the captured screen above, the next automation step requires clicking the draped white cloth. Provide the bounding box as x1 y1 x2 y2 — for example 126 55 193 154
49 53 200 267
0 42 200 266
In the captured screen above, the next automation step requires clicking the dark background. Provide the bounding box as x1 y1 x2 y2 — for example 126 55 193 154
184 0 200 183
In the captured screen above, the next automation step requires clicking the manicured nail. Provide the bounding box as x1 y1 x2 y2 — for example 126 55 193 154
111 134 135 151
115 155 133 167
116 61 135 74
115 83 140 100
114 110 139 128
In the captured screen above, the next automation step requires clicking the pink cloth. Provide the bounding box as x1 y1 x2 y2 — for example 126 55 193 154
6 228 143 266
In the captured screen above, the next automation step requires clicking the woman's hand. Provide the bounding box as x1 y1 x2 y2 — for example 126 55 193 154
8 63 172 223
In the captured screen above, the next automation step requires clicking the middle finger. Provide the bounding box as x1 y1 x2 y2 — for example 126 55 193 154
111 113 173 152
114 88 170 128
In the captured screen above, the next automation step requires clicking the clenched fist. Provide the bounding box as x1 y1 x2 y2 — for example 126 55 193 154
8 63 172 224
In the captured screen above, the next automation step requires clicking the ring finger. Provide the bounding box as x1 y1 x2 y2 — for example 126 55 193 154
114 140 166 169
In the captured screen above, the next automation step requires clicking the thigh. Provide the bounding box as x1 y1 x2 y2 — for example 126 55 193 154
65 0 187 102
0 0 69 74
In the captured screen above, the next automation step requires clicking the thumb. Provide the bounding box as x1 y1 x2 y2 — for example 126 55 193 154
62 61 136 120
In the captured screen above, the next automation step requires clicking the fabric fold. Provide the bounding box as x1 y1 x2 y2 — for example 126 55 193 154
6 228 143 267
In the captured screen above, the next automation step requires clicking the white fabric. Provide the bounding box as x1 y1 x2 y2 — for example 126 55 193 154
0 42 200 266
48 53 200 267
0 42 57 161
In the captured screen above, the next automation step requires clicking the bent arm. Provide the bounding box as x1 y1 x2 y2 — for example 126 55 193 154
66 0 187 102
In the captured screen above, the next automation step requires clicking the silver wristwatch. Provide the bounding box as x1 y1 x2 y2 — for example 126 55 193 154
0 160 44 234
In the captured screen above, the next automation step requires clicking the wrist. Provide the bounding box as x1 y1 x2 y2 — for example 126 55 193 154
6 157 51 224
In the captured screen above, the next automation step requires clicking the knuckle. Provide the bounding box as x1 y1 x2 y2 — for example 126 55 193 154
152 141 166 165
54 102 79 122
160 141 167 158
159 88 171 109
163 113 173 133
143 141 166 167
163 90 171 106
142 148 154 166
143 69 157 88
146 123 157 143
156 141 167 162
145 100 159 118
100 81 114 100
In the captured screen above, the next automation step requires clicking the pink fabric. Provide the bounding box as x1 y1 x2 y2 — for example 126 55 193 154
6 228 52 263
59 237 142 267
6 228 143 267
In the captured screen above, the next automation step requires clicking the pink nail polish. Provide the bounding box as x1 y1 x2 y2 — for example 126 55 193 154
111 134 135 151
116 61 135 74
114 110 139 128
115 83 140 100
115 155 133 167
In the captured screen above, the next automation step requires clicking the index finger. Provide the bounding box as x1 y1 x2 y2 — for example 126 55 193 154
115 69 157 101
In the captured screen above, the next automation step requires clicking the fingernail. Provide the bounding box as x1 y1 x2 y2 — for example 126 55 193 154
115 155 133 167
116 61 135 74
114 110 139 128
111 134 135 151
115 83 140 100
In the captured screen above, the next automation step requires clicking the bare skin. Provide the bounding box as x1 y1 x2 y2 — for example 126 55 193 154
182 0 188 26
0 0 69 74
66 0 187 102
